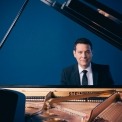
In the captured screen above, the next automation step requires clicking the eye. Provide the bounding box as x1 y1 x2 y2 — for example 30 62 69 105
86 50 91 54
78 51 82 54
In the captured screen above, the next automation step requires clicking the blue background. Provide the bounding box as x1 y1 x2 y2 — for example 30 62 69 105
0 0 122 85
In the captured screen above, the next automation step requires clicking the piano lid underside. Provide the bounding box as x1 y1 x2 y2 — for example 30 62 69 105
41 0 122 50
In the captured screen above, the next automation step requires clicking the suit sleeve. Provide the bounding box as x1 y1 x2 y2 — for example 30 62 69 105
99 65 114 86
106 66 114 86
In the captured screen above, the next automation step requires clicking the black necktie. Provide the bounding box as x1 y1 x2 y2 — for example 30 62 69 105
82 70 88 85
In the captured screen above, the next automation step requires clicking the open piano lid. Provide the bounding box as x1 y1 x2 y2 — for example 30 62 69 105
40 0 122 50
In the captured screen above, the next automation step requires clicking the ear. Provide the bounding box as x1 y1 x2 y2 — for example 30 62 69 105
91 50 93 57
73 50 76 58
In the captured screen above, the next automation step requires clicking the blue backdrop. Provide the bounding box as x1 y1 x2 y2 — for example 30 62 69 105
0 0 122 85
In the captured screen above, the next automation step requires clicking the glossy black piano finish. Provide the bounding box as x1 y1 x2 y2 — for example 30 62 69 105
40 0 122 50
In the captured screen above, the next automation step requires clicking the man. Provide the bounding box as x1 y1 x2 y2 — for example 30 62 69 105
61 38 114 86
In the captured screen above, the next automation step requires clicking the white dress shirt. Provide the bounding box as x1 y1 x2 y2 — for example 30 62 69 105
78 63 93 85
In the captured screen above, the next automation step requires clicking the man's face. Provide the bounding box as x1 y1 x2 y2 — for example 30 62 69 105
73 43 93 69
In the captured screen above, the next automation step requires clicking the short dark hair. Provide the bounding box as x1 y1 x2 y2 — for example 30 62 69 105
74 38 92 50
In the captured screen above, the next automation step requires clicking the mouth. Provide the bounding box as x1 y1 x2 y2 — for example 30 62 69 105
80 60 87 62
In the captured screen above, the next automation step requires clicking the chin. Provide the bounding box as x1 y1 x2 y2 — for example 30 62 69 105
82 63 89 67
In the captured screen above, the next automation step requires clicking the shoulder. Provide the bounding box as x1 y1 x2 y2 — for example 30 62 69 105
91 62 110 70
62 64 78 72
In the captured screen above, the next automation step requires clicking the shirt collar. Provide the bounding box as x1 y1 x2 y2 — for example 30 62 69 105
78 63 91 74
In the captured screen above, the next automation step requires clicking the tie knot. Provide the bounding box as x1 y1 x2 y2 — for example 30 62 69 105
82 70 87 74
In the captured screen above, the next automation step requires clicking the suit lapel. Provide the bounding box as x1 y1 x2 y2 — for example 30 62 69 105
92 63 98 85
93 70 98 85
71 65 81 85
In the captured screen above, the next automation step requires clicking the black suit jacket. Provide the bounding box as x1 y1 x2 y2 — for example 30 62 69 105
61 63 114 86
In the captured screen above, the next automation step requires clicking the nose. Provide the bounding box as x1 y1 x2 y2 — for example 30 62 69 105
82 52 87 58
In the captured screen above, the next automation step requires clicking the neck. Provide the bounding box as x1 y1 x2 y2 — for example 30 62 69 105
80 63 91 69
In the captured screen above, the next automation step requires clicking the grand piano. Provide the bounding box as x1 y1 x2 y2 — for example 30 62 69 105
1 0 122 122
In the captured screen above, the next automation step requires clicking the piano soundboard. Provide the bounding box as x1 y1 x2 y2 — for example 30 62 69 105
3 87 122 122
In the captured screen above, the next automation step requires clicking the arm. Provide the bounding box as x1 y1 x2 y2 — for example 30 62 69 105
98 65 114 86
